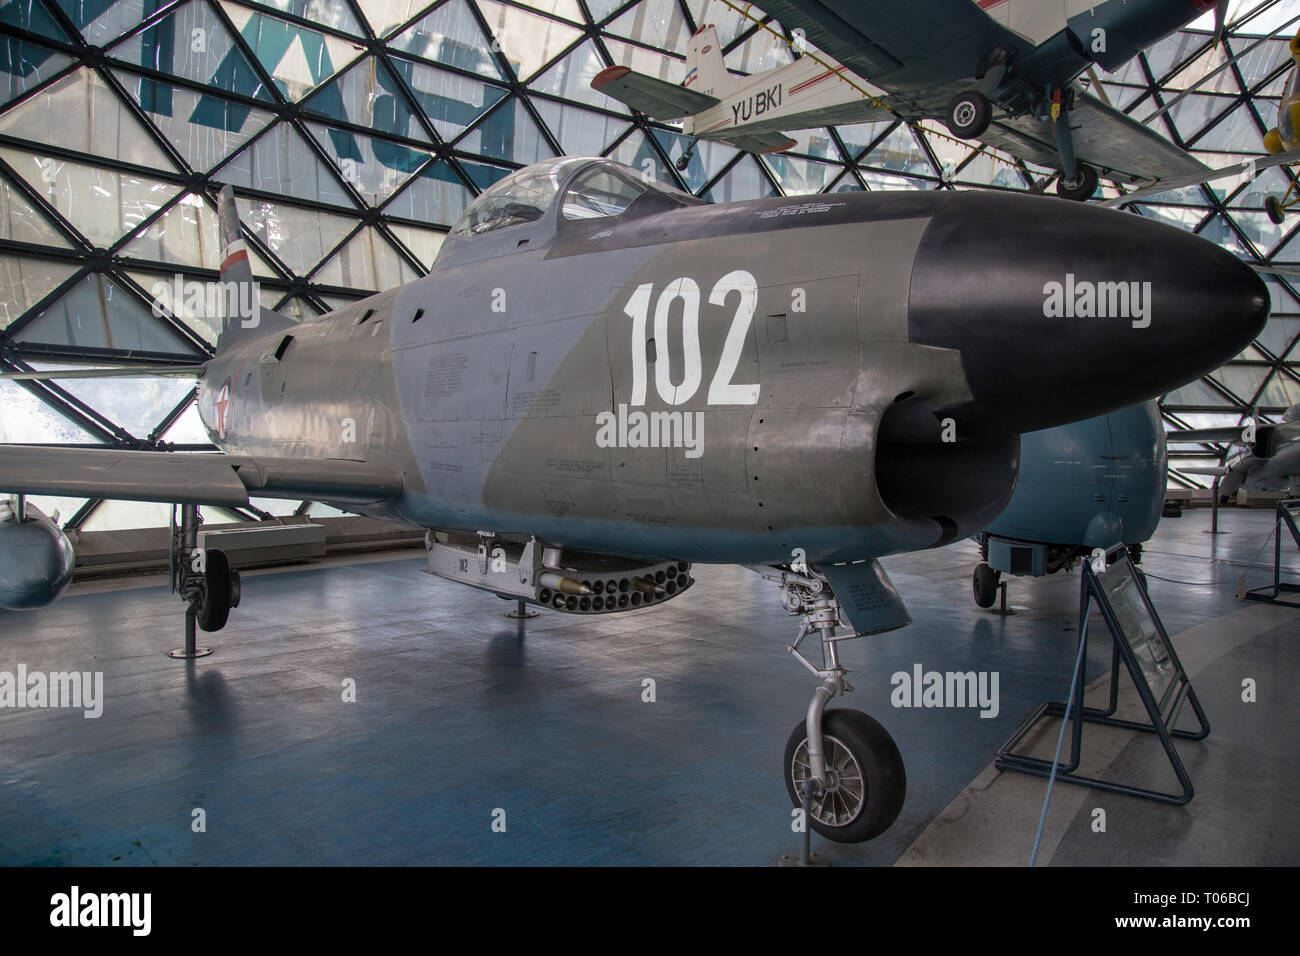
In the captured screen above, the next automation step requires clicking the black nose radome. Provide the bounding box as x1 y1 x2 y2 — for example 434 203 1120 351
907 191 1269 438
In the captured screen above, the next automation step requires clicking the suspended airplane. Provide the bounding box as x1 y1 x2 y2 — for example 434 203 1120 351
1168 404 1300 501
971 401 1166 607
593 0 1226 200
1262 27 1300 223
0 156 1269 844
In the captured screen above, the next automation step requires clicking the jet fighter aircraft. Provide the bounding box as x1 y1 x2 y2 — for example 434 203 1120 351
0 156 1269 843
594 0 1221 199
1169 404 1300 501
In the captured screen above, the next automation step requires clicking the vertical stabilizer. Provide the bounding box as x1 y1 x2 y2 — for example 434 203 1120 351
684 25 733 98
215 185 293 351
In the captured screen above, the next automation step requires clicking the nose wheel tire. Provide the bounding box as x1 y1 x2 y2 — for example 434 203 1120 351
784 708 906 843
1055 163 1099 201
946 91 992 138
1266 195 1286 225
196 548 236 633
973 562 1000 608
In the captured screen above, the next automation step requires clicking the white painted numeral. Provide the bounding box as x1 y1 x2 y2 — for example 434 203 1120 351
707 270 759 405
625 272 760 407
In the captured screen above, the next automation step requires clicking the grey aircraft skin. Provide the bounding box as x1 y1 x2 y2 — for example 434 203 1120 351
0 156 1271 844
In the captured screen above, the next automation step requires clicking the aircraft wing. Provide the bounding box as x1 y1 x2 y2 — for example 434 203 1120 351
721 131 799 154
0 446 403 508
980 92 1208 184
1165 426 1247 444
591 66 721 120
1099 148 1300 209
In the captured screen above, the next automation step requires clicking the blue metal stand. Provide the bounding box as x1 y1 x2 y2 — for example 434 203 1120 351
996 545 1210 805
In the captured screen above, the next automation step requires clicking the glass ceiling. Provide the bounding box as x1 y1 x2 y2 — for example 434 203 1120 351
0 0 1298 528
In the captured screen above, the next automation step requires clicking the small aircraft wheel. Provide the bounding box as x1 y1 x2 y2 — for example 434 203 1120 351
1056 163 1099 201
197 549 233 633
1266 195 1286 225
973 562 1000 608
784 709 906 843
946 91 992 138
675 154 690 171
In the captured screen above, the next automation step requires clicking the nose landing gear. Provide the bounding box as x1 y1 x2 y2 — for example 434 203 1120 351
773 568 906 846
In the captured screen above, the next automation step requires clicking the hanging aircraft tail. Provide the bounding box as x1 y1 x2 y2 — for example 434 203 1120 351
684 25 733 98
216 184 295 352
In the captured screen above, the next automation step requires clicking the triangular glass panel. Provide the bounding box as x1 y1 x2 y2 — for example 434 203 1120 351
1257 316 1300 360
114 69 278 173
1163 378 1230 408
724 23 793 74
1 0 71 43
278 0 366 37
110 0 273 101
383 159 474 227
502 0 583 25
162 401 213 444
119 192 220 268
305 121 432 207
1259 370 1300 407
0 39 74 108
234 196 360 275
270 295 326 321
703 154 778 203
652 129 734 192
533 99 629 157
762 154 841 195
474 0 584 83
301 54 433 140
584 0 633 26
384 221 446 270
0 253 77 329
124 268 221 345
861 122 929 175
0 174 73 247
607 0 691 55
353 0 436 38
859 168 928 191
0 67 176 169
40 363 199 438
313 225 420 291
385 55 507 142
530 39 627 113
0 145 183 248
50 0 153 47
606 128 676 187
0 378 98 443
218 0 366 102
1210 364 1269 402
213 121 359 208
600 37 682 86
458 96 555 164
833 119 897 158
685 0 754 47
389 0 503 79
17 272 202 356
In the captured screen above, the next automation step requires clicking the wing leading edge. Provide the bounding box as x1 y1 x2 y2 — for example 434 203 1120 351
0 446 403 508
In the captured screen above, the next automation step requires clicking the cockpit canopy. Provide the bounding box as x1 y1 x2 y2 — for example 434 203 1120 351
448 157 699 239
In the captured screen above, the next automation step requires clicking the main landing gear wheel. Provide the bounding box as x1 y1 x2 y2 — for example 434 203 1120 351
946 91 992 139
973 562 1000 609
1056 163 1098 202
1266 195 1286 225
785 709 906 843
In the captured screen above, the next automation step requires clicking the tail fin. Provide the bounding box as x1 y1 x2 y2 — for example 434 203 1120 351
216 184 294 351
685 26 733 98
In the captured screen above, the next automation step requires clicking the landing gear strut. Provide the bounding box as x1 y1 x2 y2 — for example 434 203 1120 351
676 137 697 172
775 570 906 844
168 503 239 659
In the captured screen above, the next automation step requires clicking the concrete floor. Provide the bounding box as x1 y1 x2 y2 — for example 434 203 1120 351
0 508 1296 866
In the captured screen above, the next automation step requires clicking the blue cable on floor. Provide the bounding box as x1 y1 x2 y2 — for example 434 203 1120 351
1029 610 1092 867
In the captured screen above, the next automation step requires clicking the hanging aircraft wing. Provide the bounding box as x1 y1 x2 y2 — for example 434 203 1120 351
591 66 721 120
1166 426 1248 444
0 446 403 508
721 131 799 154
1099 148 1300 209
979 92 1209 184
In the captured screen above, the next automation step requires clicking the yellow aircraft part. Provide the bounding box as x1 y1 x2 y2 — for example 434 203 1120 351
1265 127 1284 154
